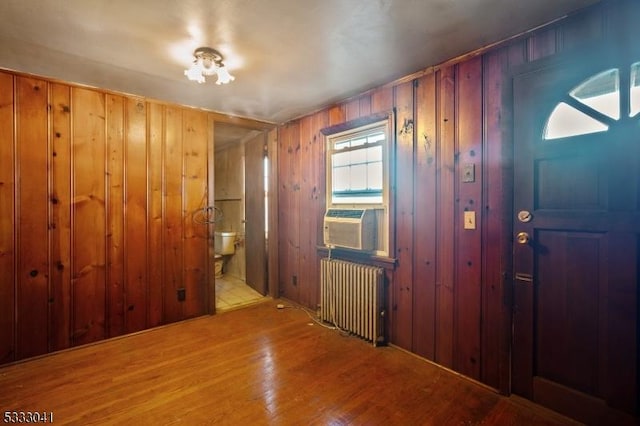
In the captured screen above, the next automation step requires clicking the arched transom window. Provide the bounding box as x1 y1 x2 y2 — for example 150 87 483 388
544 62 640 140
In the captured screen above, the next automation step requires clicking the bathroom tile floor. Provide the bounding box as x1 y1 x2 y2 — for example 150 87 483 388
215 275 268 312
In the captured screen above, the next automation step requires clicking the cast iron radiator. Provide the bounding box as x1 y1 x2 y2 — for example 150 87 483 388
319 258 385 346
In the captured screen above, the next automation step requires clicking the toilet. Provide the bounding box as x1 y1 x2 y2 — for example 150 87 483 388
214 231 236 278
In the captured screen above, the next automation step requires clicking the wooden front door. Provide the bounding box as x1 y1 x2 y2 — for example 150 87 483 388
245 132 267 295
512 50 639 422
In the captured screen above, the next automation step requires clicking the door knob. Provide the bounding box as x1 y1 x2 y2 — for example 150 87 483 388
516 232 530 245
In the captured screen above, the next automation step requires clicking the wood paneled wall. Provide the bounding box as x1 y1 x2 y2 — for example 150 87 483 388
0 75 211 363
276 1 617 392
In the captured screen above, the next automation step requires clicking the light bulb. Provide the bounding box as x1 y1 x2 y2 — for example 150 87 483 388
184 63 205 83
215 65 235 85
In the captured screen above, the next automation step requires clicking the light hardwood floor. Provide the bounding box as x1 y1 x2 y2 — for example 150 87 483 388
0 301 582 425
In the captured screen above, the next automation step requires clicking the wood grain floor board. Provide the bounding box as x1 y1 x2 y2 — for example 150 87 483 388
0 300 581 425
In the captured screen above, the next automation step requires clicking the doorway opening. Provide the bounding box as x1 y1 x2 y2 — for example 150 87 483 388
214 123 269 312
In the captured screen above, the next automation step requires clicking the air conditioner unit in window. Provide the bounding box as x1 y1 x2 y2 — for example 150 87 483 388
323 208 375 251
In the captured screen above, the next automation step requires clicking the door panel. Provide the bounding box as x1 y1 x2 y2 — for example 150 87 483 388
535 230 604 395
245 132 267 295
536 153 606 210
512 52 639 421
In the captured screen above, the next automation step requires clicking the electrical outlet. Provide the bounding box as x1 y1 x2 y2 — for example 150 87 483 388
177 288 186 301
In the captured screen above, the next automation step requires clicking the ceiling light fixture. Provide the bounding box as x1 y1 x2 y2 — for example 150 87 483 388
184 47 235 85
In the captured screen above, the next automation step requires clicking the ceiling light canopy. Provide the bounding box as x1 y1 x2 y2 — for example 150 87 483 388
184 47 235 85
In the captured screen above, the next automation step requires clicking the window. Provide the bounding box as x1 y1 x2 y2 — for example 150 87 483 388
330 126 385 204
545 102 609 139
569 68 620 120
325 117 390 206
631 62 640 117
321 112 393 255
543 63 640 140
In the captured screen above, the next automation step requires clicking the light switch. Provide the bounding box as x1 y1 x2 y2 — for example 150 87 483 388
464 211 476 230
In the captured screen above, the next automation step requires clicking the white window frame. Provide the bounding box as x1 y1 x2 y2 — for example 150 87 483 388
322 112 393 256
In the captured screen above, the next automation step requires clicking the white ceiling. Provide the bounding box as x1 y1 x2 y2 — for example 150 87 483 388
0 0 599 125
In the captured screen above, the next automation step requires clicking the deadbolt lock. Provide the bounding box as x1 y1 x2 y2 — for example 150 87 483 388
517 210 533 223
516 232 530 245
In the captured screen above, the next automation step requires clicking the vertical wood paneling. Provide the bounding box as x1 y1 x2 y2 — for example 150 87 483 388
106 94 125 338
345 99 360 122
282 110 329 310
483 42 524 393
182 109 208 319
147 102 164 326
273 0 621 396
559 6 604 51
391 81 415 350
370 87 393 114
297 110 328 309
435 66 456 368
0 72 15 364
291 121 300 302
206 115 215 314
481 48 507 391
124 98 148 332
413 73 437 360
245 133 267 295
455 57 483 380
371 86 397 331
282 123 300 301
277 126 290 298
16 77 50 359
508 41 527 70
267 128 279 299
527 27 559 62
328 105 346 126
71 87 106 346
298 115 314 308
163 107 184 323
359 96 372 117
310 111 328 308
49 83 72 351
1 71 219 364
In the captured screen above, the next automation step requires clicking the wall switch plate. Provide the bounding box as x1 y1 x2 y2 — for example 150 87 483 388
464 211 476 230
462 163 475 183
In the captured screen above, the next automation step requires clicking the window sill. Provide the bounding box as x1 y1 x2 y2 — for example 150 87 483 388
316 245 396 270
